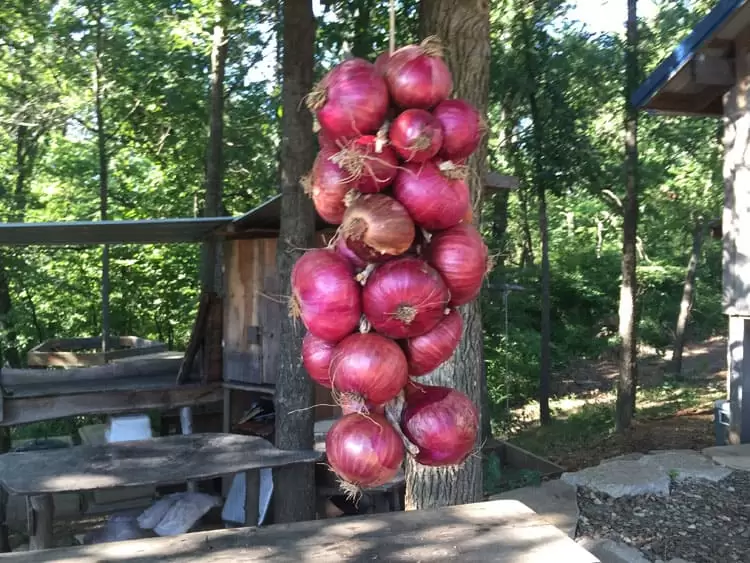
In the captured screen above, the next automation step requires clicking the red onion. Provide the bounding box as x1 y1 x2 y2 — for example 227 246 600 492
383 37 453 110
307 58 390 140
304 149 355 225
334 235 367 270
318 129 339 152
362 257 449 339
302 332 336 388
392 160 469 231
329 333 408 405
404 309 463 375
374 51 390 75
340 193 415 263
401 382 478 466
388 109 443 163
291 249 361 342
330 135 398 193
424 223 488 307
326 413 404 491
433 99 484 161
340 397 386 416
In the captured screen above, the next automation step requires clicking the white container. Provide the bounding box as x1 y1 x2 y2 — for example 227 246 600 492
106 415 153 443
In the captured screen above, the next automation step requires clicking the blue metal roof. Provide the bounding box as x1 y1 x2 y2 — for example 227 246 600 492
632 0 747 110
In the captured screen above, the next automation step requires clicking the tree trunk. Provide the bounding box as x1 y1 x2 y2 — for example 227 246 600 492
201 0 229 292
537 185 551 424
350 0 374 58
616 0 639 432
404 0 489 511
93 0 111 353
273 0 317 524
672 221 707 376
519 186 535 267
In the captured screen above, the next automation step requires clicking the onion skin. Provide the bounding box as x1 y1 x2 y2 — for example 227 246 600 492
433 99 483 161
302 332 337 388
404 309 463 376
401 382 478 467
291 249 362 342
424 223 488 307
389 109 443 163
392 160 470 231
329 333 409 405
335 135 399 193
341 193 416 263
362 257 450 339
334 235 367 270
340 397 386 416
307 149 355 225
326 413 404 488
374 51 390 75
318 129 339 152
310 58 390 140
383 41 453 110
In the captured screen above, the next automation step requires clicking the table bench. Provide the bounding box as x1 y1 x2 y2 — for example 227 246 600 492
0 432 320 551
0 499 599 561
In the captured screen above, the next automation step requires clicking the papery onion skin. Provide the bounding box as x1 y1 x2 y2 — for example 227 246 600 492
383 40 453 110
307 149 355 225
318 129 339 152
341 193 416 263
392 160 470 231
362 257 450 339
302 332 337 388
335 135 399 193
334 235 368 270
329 333 409 405
401 383 478 467
404 309 463 375
389 109 443 163
291 249 362 342
326 413 404 488
340 397 386 416
310 58 390 140
424 223 488 307
432 99 483 161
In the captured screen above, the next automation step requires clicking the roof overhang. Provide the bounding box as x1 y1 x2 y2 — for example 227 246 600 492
633 0 750 117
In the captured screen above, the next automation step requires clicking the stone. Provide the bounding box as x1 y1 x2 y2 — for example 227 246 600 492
703 444 750 472
639 450 732 482
489 479 579 538
576 537 650 563
562 459 671 498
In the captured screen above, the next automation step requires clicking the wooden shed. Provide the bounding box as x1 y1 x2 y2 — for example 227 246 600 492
633 0 750 443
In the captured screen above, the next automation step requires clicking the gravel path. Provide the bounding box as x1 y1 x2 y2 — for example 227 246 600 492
577 472 750 562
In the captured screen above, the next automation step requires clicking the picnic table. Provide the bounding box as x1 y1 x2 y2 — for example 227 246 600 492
0 499 599 562
0 432 320 551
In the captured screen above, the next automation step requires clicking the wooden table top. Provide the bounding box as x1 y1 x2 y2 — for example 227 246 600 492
0 433 321 496
0 499 600 562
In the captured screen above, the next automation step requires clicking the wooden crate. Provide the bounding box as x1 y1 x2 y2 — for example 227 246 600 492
27 336 167 368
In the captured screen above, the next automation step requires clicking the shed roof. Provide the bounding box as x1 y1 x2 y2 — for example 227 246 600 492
632 0 750 116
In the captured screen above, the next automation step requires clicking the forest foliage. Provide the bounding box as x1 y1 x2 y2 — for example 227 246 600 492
0 0 725 423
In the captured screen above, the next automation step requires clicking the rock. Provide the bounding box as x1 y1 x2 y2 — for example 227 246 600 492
562 459 671 498
639 450 732 482
702 444 750 472
576 537 650 563
489 479 579 538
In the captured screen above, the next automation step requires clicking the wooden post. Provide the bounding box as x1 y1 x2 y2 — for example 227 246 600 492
244 470 259 527
722 26 750 444
28 494 53 550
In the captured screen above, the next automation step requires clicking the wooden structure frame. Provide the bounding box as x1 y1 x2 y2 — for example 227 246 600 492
633 0 750 443
27 336 167 368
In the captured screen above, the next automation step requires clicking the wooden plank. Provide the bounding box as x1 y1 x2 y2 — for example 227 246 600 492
0 383 222 426
27 496 52 551
178 293 212 384
0 433 321 496
692 54 735 86
1 355 184 387
0 500 600 562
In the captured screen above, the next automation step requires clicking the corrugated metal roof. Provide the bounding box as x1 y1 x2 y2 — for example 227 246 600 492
0 216 235 246
632 0 748 116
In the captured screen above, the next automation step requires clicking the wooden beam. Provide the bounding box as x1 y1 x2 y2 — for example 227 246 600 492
177 292 212 384
0 500 599 562
0 382 222 426
484 171 519 191
646 91 724 116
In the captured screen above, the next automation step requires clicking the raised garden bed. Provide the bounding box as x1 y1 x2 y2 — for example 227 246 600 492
27 336 167 368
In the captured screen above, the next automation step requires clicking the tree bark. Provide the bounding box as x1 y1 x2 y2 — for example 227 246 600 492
519 186 535 267
201 0 229 292
672 221 708 376
273 0 317 524
404 0 489 511
616 0 639 432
